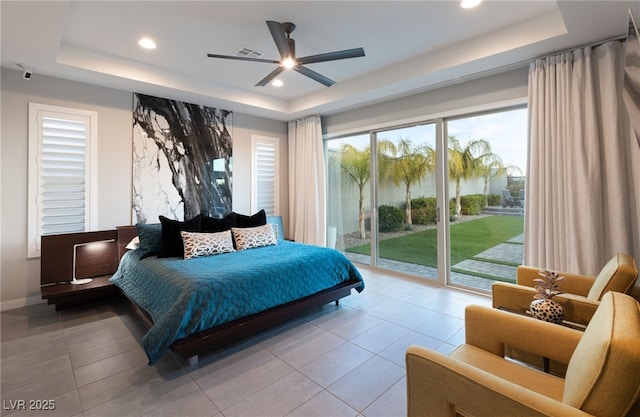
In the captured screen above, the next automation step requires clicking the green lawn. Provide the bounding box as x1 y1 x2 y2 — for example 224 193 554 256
346 215 523 267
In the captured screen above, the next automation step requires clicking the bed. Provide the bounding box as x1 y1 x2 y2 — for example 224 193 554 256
111 225 364 365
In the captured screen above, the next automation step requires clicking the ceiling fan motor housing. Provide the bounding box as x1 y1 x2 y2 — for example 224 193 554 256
282 22 296 35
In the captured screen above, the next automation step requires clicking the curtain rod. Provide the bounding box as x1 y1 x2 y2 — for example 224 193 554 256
533 34 628 62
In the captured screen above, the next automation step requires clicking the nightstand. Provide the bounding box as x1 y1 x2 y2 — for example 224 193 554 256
40 230 120 310
41 276 118 310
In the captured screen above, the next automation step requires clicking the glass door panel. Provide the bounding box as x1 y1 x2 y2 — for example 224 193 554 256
374 123 438 280
445 108 527 291
326 134 372 264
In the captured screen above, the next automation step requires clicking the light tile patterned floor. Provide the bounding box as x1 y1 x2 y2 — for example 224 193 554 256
0 268 490 417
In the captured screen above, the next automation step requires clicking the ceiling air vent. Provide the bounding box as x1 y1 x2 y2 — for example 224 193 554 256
235 48 263 59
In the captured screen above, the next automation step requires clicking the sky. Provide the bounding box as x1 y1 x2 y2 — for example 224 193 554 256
447 108 528 173
326 107 528 173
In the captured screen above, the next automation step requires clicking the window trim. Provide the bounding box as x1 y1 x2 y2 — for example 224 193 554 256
27 103 98 258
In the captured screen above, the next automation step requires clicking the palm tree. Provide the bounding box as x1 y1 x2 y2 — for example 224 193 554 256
478 154 524 204
380 138 435 229
477 154 506 202
481 161 523 201
448 136 492 216
337 144 371 239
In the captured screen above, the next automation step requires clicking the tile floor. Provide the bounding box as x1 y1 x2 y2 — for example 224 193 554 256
1 267 490 417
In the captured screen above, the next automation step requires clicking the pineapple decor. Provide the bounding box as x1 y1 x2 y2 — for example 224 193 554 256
529 269 566 323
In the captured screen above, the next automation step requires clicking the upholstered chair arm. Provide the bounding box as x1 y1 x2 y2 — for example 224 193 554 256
406 345 594 417
492 281 541 314
516 266 595 296
548 294 600 326
492 282 600 327
465 305 582 365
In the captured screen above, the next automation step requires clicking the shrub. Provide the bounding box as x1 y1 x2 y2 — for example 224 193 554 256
410 197 429 209
460 194 486 215
411 197 437 224
412 208 429 224
378 205 404 232
507 184 524 198
487 194 501 206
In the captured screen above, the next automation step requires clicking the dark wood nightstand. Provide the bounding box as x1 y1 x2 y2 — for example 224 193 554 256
41 276 118 310
41 230 120 310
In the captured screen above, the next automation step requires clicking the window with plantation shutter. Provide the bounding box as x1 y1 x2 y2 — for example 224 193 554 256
28 103 98 258
251 135 279 216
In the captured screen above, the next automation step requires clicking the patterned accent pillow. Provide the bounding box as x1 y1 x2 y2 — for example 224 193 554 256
158 215 201 258
180 230 236 260
231 224 278 251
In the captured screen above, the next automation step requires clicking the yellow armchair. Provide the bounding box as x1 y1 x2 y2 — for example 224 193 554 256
492 253 638 326
406 292 640 417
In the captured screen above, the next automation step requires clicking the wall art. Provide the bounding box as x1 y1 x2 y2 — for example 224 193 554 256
132 93 232 223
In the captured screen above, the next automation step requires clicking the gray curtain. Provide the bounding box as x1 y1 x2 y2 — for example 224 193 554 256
525 40 640 275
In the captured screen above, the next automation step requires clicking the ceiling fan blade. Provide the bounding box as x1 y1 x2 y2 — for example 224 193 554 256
293 65 335 87
297 47 365 65
207 53 279 64
255 66 286 87
266 20 292 59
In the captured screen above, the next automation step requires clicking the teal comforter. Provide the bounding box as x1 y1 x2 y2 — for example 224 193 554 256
110 241 364 364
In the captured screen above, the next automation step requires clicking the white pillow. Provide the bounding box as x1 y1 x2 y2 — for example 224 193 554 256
125 236 140 250
180 230 235 260
231 224 278 251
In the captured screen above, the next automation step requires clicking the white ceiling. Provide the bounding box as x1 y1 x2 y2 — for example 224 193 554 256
2 1 638 121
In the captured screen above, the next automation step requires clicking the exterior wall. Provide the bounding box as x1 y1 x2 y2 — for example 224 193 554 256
326 159 487 235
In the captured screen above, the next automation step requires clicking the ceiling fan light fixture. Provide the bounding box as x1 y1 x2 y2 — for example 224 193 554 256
460 0 481 9
281 57 296 69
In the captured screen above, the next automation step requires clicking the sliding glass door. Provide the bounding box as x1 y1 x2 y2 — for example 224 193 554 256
325 105 527 292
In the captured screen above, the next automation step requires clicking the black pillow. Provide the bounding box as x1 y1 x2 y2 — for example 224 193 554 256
158 215 202 258
201 212 236 232
234 209 267 228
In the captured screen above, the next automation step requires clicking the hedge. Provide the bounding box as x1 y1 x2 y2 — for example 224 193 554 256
378 205 404 232
459 194 486 215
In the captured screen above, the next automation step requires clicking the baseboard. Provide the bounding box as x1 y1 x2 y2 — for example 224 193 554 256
1 295 45 311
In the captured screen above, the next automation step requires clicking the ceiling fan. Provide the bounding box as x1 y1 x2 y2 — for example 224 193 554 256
207 21 365 87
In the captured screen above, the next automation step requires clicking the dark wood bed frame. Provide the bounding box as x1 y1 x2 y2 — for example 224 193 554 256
115 226 362 366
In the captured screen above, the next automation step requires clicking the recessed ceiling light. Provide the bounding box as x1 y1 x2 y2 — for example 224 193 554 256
272 80 283 87
138 38 157 50
461 0 481 8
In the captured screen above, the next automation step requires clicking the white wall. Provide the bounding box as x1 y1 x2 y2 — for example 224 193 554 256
322 67 529 136
0 69 287 310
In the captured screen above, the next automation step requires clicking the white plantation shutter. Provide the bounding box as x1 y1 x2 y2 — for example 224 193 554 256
28 103 97 258
41 117 87 234
251 135 279 215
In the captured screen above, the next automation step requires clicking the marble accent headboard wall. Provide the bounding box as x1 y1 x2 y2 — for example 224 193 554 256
132 93 233 224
